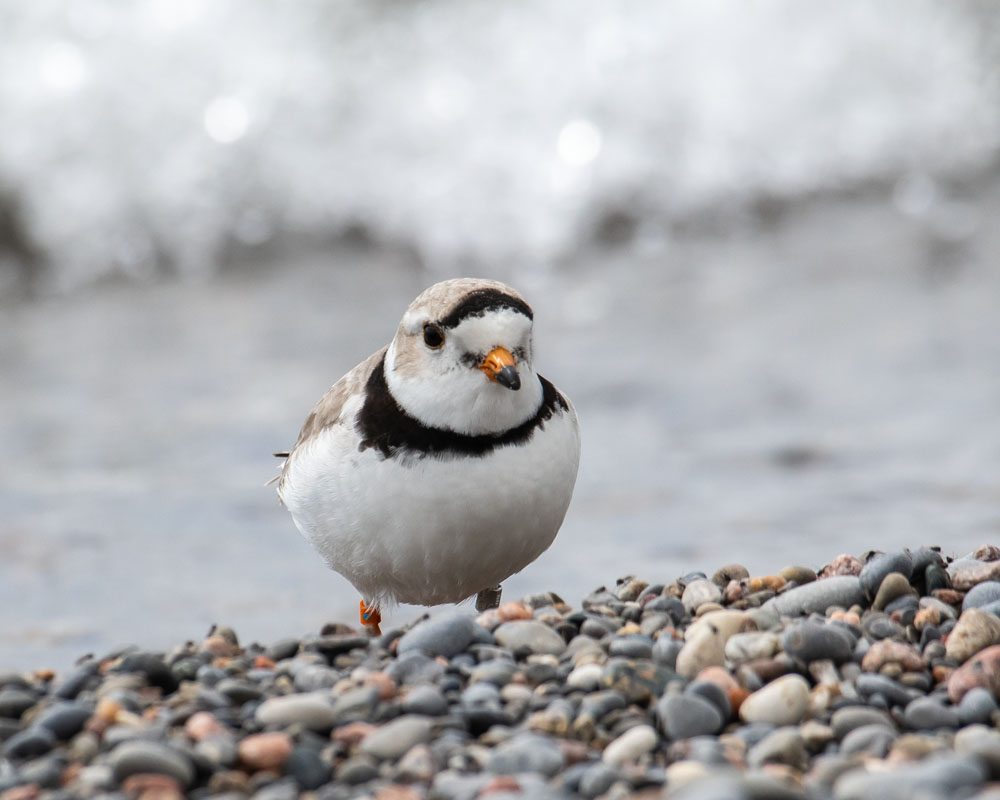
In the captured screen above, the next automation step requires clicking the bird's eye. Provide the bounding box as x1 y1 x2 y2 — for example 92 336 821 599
422 323 445 349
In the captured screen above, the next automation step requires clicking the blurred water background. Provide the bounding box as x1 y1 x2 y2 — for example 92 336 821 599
2 1 1000 671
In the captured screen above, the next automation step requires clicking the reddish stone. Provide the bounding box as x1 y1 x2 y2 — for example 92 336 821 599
974 545 1000 562
0 786 40 800
238 732 293 772
185 711 225 741
861 640 925 673
200 635 241 658
951 562 1000 591
697 665 740 694
742 658 788 684
480 776 522 795
254 655 276 669
498 601 534 622
933 589 964 606
365 671 397 700
332 721 376 746
558 738 590 765
818 554 863 578
948 644 1000 703
374 787 422 800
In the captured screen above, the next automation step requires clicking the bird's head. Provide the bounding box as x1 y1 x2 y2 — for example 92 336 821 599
385 279 544 436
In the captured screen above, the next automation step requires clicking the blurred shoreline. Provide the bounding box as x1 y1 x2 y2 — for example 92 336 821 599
2 181 1000 672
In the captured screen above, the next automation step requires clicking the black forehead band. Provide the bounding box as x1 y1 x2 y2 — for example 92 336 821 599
436 289 534 330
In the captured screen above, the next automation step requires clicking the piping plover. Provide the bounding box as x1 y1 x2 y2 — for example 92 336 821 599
276 279 581 633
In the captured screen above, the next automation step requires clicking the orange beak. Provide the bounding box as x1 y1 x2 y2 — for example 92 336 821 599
478 346 521 391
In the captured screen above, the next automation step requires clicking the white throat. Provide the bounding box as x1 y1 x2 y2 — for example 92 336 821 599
384 340 544 436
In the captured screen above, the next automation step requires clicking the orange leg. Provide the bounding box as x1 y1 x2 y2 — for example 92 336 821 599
359 599 382 635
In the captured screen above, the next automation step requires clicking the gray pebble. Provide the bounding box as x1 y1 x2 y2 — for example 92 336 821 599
955 725 1000 779
644 595 686 623
53 663 98 700
656 693 724 739
964 582 1000 611
958 687 998 726
108 739 195 787
609 634 654 660
292 663 339 691
359 715 433 761
833 753 986 799
397 614 479 658
578 762 619 798
685 680 731 719
255 691 337 731
860 552 913 600
831 706 896 739
331 685 380 724
904 696 961 730
764 576 865 617
401 685 448 716
782 621 854 664
0 688 37 720
33 701 91 740
2 726 56 758
336 754 379 784
469 658 517 686
651 637 683 669
216 678 263 704
839 723 897 757
486 732 564 777
855 673 922 708
493 621 566 655
385 651 446 685
747 726 807 769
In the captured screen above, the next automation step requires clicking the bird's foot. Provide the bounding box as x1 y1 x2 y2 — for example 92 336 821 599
475 585 502 612
359 600 382 635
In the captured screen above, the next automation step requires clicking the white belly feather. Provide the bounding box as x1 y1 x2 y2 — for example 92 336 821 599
279 403 580 607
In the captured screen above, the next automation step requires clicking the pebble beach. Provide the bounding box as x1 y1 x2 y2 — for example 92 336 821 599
5 548 1000 799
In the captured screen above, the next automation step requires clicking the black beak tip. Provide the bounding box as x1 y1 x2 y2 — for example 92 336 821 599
496 365 521 391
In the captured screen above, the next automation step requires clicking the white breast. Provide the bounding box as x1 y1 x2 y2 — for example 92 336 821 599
279 398 580 607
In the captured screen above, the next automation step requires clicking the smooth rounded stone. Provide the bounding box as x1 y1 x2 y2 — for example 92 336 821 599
1 726 56 758
108 740 195 787
780 565 817 585
216 678 263 704
904 697 961 730
359 715 433 761
830 706 896 739
782 621 854 664
195 733 238 767
336 755 380 784
839 723 898 757
676 626 726 679
255 692 337 731
860 552 913 600
861 639 925 673
397 613 479 658
114 651 179 693
616 577 648 601
832 753 987 800
602 724 658 766
644 595 686 623
609 634 654 660
486 732 564 777
855 674 922 708
238 731 294 773
872 572 916 612
0 688 37 719
738 675 810 726
948 645 1000 703
958 687 998 726
470 659 518 686
948 609 1000 664
712 564 750 587
283 746 330 790
33 702 91 740
955 725 1000 779
651 637 683 669
687 610 755 642
747 727 807 769
725 631 780 662
964 582 1000 611
385 651 446 686
764 576 864 617
579 762 620 798
566 662 604 691
461 681 501 709
331 686 380 724
53 662 99 700
493 621 566 656
401 685 448 717
682 579 723 614
291 663 339 691
863 615 906 641
580 616 619 638
951 560 1000 591
685 681 731 719
657 693 724 739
